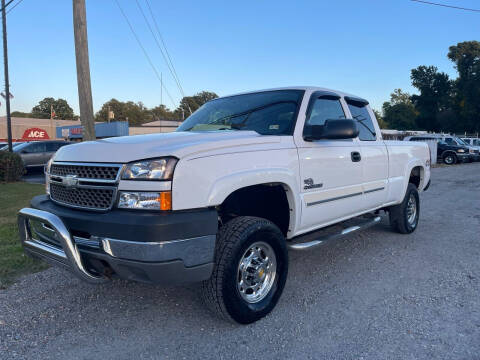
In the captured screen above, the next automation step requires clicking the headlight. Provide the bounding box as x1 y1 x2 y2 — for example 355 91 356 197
122 157 177 180
457 149 465 153
118 191 172 210
469 149 474 154
45 158 53 195
45 158 53 174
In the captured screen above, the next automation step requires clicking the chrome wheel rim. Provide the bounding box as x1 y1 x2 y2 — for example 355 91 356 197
445 155 453 164
406 193 417 226
237 241 277 304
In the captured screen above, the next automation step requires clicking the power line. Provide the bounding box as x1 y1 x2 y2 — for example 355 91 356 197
410 0 480 13
113 0 177 108
141 0 192 114
134 0 184 100
0 0 14 13
144 0 185 97
6 0 25 14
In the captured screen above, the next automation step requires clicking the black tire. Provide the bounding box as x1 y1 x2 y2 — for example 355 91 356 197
201 216 288 324
443 153 457 165
389 183 420 234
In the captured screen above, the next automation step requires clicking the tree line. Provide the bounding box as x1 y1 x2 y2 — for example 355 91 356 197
379 41 480 133
11 91 218 126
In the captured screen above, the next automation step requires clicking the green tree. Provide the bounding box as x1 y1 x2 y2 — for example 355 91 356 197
382 89 417 130
448 41 480 132
151 104 177 121
31 97 75 119
373 109 388 129
410 66 453 131
95 99 151 126
175 91 218 119
10 111 32 118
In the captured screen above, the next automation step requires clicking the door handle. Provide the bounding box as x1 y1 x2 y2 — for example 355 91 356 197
351 151 361 162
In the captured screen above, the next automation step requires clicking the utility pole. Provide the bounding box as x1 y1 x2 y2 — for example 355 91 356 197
73 0 95 140
2 0 12 152
160 72 162 132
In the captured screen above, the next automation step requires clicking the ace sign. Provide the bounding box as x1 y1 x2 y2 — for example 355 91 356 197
22 128 50 140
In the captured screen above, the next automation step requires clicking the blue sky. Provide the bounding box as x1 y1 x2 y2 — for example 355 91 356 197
3 0 479 116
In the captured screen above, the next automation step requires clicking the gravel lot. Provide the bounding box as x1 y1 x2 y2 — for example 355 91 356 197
1 163 479 360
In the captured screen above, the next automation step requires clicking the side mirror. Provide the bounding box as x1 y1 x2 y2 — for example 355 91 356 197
304 119 359 141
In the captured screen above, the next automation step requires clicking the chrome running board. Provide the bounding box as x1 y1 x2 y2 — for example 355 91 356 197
287 216 382 251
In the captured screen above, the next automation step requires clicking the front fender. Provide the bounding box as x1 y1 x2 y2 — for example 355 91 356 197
207 168 301 237
206 168 298 205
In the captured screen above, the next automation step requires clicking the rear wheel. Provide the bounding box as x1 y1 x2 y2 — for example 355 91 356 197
201 216 288 324
443 153 457 165
389 183 420 234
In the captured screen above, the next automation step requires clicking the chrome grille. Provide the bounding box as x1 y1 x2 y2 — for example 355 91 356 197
50 183 115 210
50 164 120 180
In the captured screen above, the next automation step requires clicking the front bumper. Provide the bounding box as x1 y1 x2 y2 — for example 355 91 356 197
457 153 471 162
18 196 218 284
469 154 480 162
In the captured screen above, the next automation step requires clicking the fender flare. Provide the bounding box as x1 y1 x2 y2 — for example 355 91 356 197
206 168 301 237
402 159 425 196
440 150 457 159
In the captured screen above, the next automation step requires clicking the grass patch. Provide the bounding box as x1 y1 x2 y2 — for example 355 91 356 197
0 182 48 288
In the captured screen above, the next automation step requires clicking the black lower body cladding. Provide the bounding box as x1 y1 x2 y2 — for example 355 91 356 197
31 195 217 242
24 195 218 284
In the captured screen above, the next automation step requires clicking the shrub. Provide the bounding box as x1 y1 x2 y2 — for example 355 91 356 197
0 151 25 182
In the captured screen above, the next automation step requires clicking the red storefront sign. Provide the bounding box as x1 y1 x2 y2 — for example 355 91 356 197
70 127 83 135
22 127 50 140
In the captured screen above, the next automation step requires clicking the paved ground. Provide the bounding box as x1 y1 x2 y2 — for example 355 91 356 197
1 163 479 360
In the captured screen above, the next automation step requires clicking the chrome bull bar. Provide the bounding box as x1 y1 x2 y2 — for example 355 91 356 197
18 208 108 284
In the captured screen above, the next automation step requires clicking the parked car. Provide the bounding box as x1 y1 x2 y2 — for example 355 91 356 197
12 141 72 168
17 87 431 324
461 138 480 147
405 135 472 164
461 138 480 158
0 141 21 150
448 136 480 162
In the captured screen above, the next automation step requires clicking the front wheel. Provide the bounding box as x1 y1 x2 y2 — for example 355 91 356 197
388 183 420 234
443 153 457 165
201 216 288 324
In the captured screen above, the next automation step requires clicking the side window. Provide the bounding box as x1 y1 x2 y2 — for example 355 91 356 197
23 142 46 153
305 97 345 127
46 142 60 152
444 138 455 145
347 102 376 141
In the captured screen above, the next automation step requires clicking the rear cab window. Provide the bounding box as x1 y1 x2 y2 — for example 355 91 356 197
345 97 376 141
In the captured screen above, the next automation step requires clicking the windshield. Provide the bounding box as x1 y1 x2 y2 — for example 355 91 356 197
455 137 468 146
11 142 30 152
0 142 21 151
177 90 304 135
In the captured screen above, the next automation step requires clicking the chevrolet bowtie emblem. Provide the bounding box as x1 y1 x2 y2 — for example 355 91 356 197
62 175 79 188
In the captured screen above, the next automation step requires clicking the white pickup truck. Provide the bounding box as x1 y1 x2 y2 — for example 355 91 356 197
18 87 431 324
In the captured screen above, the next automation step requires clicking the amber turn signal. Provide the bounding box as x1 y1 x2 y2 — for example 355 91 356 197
157 191 172 211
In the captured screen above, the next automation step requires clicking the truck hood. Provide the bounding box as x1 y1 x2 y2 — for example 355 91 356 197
54 131 282 163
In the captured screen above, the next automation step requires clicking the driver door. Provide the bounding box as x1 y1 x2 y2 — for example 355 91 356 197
296 92 364 233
